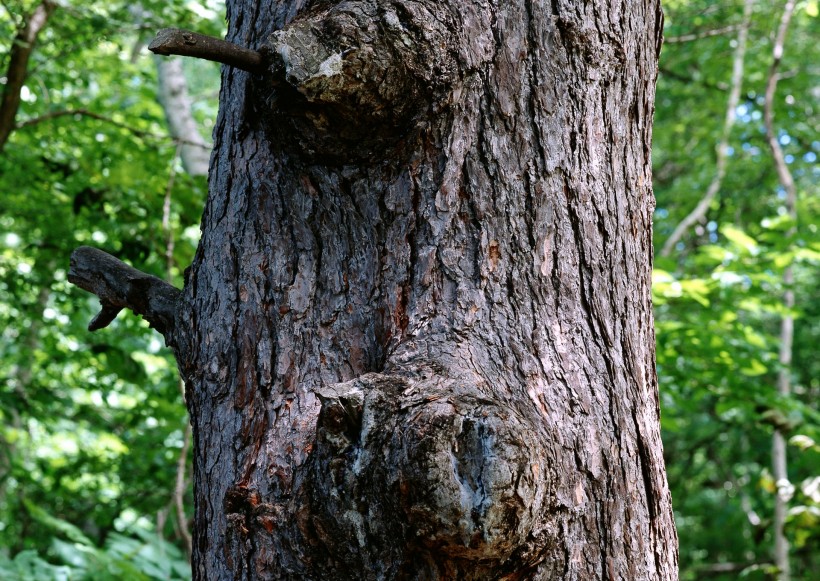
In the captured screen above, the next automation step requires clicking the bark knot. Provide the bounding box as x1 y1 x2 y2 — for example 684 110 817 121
305 371 552 574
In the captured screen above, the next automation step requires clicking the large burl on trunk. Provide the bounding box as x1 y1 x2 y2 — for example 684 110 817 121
72 0 678 578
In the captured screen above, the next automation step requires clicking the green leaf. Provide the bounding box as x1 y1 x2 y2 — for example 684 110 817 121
739 359 767 377
721 225 759 255
24 500 94 547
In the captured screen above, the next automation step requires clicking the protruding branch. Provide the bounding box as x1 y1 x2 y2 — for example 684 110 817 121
0 0 57 153
149 28 265 74
69 246 181 336
660 0 754 257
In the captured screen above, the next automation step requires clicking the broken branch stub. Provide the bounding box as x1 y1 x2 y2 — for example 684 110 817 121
68 246 181 336
148 28 265 74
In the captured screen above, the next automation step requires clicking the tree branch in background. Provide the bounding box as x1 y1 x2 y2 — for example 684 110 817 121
68 246 181 336
155 58 211 176
148 28 265 73
0 0 56 152
695 562 767 577
764 5 798 206
162 146 181 277
15 108 211 149
660 0 755 258
665 25 741 43
659 66 728 92
764 2 798 579
17 108 154 136
161 147 194 559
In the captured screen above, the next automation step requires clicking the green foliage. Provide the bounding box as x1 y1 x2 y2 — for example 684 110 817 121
0 550 74 581
654 225 820 579
655 1 819 578
0 502 190 579
0 0 222 575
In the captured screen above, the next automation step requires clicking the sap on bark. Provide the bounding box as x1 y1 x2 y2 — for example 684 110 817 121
307 370 551 569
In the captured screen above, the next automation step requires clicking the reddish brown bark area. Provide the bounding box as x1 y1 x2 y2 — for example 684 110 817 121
173 1 677 578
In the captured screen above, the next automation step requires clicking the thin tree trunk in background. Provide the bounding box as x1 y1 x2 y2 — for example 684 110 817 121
155 57 211 177
772 319 793 580
74 0 678 578
0 0 55 152
161 151 194 559
660 0 754 258
764 2 798 579
173 421 193 559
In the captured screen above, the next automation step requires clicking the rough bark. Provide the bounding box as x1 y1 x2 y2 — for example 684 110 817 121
75 0 677 578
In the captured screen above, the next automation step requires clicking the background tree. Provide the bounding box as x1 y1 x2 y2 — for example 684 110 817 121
0 0 222 577
654 0 819 579
0 0 817 580
73 0 678 578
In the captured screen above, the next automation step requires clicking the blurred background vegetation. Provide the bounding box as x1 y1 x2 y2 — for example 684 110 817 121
0 0 817 579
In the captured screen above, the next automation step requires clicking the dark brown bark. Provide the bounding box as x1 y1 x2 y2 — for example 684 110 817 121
74 0 678 578
68 246 180 335
0 0 56 152
149 28 266 74
154 56 212 177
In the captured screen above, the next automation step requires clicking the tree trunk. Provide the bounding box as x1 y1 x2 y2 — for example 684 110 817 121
73 0 678 578
764 2 798 578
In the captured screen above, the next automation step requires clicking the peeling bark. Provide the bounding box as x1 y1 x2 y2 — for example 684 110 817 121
78 0 678 578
